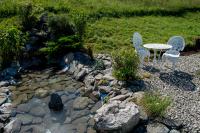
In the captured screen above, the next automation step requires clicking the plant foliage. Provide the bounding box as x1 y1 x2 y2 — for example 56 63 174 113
0 27 26 68
111 47 139 81
141 92 171 117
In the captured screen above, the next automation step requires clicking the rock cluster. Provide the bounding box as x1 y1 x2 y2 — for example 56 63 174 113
63 53 132 103
94 100 140 133
0 81 16 132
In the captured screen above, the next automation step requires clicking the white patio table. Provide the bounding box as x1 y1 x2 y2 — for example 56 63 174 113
143 43 172 63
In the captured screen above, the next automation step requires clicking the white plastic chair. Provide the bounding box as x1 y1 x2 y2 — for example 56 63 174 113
162 36 185 71
132 32 150 68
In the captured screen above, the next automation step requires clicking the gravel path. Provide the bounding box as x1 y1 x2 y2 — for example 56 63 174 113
143 53 200 133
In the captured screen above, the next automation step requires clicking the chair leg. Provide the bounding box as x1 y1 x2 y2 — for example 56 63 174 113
172 60 176 71
139 56 144 68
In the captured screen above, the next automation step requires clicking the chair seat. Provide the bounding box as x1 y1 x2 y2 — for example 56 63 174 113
163 53 180 58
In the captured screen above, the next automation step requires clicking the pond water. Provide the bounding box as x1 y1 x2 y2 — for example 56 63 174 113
10 69 101 133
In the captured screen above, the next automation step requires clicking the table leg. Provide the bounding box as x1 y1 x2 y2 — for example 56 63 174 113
153 49 157 64
158 50 162 62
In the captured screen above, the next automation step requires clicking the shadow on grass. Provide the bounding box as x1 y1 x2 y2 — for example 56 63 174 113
159 70 196 91
89 7 200 20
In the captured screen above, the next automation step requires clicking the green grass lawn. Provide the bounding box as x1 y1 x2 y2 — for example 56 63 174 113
86 12 200 53
0 0 200 53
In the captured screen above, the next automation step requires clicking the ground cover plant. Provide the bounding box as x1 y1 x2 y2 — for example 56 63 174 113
112 48 139 81
140 91 171 118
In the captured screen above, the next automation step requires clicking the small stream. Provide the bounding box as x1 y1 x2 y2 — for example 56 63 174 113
10 69 101 133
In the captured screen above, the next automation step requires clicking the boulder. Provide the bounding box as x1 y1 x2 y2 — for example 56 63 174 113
16 114 33 125
32 117 43 124
98 86 112 93
0 95 7 106
0 114 10 122
0 103 13 114
75 69 87 81
0 123 3 133
73 97 90 110
87 127 96 133
155 117 183 130
48 93 63 111
94 100 140 133
147 123 169 133
35 89 49 98
16 103 31 113
127 91 145 104
4 119 21 133
84 75 95 87
30 106 46 117
170 129 180 133
109 94 129 102
0 81 9 87
89 91 100 102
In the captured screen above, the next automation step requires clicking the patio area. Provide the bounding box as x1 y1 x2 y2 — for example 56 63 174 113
141 53 200 132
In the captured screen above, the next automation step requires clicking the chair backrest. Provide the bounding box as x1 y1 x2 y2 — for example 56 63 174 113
132 32 143 50
167 36 185 51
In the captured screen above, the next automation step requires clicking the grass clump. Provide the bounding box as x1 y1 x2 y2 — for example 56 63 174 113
111 47 139 81
141 92 171 118
0 27 26 68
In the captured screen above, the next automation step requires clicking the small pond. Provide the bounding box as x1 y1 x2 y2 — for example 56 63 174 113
10 69 101 133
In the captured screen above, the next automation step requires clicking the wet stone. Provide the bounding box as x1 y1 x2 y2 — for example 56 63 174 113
16 103 31 113
32 117 43 124
17 114 33 125
30 106 46 117
73 97 90 110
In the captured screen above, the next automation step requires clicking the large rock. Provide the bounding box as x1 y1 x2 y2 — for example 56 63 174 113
30 106 46 117
0 123 3 133
73 97 90 110
4 119 22 133
48 93 63 111
35 89 49 98
0 81 9 87
16 114 33 125
94 100 140 133
75 69 87 81
109 94 129 102
98 86 112 93
0 95 7 106
147 123 169 133
16 103 31 113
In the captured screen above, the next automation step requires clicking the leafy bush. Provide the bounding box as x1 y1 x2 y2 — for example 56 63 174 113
40 13 87 58
19 3 38 31
0 27 25 68
111 47 139 81
40 35 82 58
48 14 75 37
141 92 171 117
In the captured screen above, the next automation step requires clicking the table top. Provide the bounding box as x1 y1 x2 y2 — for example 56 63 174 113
143 43 172 50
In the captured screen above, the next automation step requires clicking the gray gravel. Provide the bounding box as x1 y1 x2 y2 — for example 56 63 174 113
142 53 200 133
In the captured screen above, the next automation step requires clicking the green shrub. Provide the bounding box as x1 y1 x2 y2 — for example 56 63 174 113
40 13 87 58
0 27 25 68
39 35 82 58
48 14 75 37
111 47 139 81
19 3 38 31
141 92 171 118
